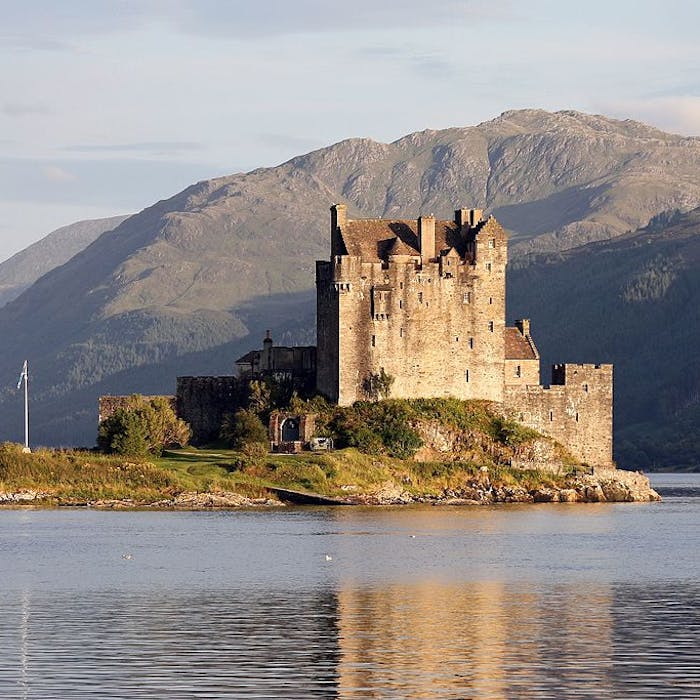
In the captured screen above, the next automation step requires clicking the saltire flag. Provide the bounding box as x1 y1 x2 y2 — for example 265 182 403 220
17 360 27 390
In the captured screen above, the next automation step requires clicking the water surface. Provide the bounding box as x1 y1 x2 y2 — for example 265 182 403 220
0 472 697 698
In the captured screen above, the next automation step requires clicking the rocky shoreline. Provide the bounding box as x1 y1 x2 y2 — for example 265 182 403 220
0 469 660 509
350 469 660 505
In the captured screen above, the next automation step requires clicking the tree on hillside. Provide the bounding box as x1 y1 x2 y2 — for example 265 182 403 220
98 395 191 457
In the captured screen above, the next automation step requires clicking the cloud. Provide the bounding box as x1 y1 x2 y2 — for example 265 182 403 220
2 102 51 117
64 141 203 155
0 0 514 42
40 165 77 183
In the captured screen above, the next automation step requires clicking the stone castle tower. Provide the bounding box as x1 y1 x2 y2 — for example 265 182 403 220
316 204 613 467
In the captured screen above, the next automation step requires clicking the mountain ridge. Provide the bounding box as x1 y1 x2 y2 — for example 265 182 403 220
0 215 130 307
1 108 700 455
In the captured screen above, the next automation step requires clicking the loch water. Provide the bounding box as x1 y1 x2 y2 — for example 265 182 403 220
0 473 698 699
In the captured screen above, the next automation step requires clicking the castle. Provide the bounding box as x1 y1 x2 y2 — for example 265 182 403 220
102 203 613 467
314 204 612 466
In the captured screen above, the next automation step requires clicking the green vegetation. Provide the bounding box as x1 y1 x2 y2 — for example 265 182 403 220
0 396 578 505
97 395 191 457
0 442 183 502
0 442 572 506
219 408 268 449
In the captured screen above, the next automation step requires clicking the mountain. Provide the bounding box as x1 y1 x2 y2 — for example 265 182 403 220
1 109 700 452
508 206 700 470
0 215 130 307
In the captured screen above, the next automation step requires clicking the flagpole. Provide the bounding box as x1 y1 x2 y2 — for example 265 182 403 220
23 361 30 454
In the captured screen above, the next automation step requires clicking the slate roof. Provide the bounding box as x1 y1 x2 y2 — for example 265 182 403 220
234 350 260 365
504 327 539 360
342 219 467 261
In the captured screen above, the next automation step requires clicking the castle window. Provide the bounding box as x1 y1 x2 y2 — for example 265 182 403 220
489 297 493 305
399 300 403 309
575 412 579 422
465 369 470 382
400 282 404 289
418 292 423 303
371 335 376 347
469 337 474 349
463 292 471 304
400 327 403 337
583 384 589 393
549 411 554 421
488 321 494 332
455 336 459 342
488 239 495 249
486 262 492 272
516 365 521 377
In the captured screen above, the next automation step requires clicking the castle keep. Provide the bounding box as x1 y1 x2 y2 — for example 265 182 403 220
316 205 613 466
102 203 613 467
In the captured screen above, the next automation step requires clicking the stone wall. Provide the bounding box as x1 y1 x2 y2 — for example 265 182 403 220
316 216 509 405
503 363 613 467
176 376 248 445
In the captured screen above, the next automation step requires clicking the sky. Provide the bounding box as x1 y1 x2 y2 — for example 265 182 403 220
1 0 699 262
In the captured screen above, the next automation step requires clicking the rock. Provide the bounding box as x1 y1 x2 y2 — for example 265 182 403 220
532 488 557 503
558 489 579 503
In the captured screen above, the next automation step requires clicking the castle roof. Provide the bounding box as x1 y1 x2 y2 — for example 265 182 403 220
342 218 466 261
387 236 418 257
235 350 260 365
504 327 539 360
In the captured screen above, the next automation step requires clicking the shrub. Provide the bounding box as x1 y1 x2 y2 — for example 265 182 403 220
220 409 269 449
98 396 191 457
329 400 423 459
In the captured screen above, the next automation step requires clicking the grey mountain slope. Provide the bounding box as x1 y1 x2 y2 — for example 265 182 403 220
0 215 130 307
1 108 700 449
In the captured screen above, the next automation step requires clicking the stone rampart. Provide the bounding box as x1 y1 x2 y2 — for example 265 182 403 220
176 376 248 445
504 363 613 467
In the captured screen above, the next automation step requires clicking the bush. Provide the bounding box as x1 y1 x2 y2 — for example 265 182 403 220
220 409 269 449
98 395 191 457
329 400 423 459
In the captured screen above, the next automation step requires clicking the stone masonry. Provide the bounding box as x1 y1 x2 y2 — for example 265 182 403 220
316 204 613 467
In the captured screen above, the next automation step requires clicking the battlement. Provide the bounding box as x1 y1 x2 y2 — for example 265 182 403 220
551 363 613 386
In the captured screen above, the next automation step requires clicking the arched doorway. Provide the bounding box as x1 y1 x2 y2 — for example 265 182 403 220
281 417 300 442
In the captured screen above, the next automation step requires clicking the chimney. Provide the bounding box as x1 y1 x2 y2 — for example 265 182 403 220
418 215 436 262
454 208 470 229
515 319 530 337
262 330 273 370
330 203 347 257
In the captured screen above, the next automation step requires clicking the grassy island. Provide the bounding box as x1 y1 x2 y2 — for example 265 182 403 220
0 398 659 506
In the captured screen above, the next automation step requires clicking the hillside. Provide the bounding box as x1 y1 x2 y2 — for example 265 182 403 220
1 109 700 449
0 215 130 307
508 206 700 470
